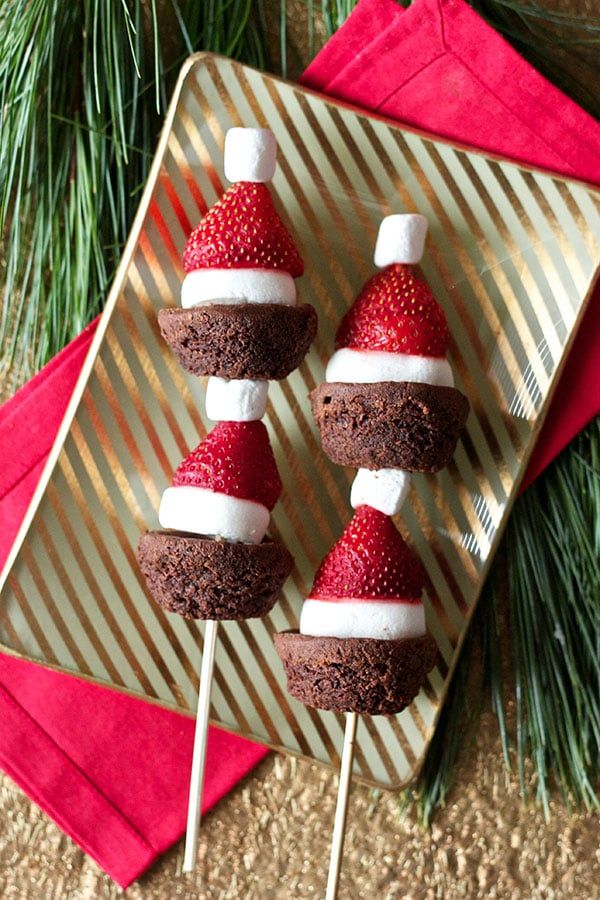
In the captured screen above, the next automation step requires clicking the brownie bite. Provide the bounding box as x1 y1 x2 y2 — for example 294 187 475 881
275 631 437 716
158 302 317 380
137 531 293 620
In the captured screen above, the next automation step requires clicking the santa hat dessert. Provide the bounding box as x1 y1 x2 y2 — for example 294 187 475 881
275 506 436 716
138 420 292 620
159 127 317 416
311 214 469 473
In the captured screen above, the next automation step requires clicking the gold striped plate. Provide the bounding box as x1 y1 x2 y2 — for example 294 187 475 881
1 55 599 789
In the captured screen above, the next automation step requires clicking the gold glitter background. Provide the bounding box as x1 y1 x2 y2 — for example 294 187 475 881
1 703 599 898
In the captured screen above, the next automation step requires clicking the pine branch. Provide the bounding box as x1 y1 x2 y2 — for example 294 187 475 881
409 418 600 822
507 418 600 814
472 0 600 118
0 0 266 382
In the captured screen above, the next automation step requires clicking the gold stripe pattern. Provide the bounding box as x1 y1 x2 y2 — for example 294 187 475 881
1 56 598 790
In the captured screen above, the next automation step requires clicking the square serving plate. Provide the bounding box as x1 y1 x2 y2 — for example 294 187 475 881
1 54 599 790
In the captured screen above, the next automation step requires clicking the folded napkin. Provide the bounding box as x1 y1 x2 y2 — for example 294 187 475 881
0 652 268 887
0 322 269 888
2 0 599 886
303 0 600 488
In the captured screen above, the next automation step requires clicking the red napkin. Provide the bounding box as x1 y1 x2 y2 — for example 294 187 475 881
0 653 268 887
2 0 599 886
0 321 269 888
303 0 600 487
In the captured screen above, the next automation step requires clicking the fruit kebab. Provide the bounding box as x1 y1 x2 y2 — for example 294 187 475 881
275 213 469 900
137 127 317 872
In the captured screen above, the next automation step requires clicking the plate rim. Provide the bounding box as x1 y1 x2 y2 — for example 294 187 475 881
1 52 599 790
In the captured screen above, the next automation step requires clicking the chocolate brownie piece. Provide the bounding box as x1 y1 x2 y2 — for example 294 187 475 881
274 630 437 716
310 380 469 473
137 531 293 620
158 302 317 380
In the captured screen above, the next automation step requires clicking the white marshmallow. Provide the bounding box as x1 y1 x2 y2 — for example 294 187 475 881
300 598 426 641
374 214 428 267
206 377 268 422
224 127 277 183
351 468 410 516
159 486 269 544
181 269 296 308
325 348 454 387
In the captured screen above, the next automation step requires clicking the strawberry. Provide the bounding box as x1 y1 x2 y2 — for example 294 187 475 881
335 264 449 357
182 182 304 277
310 506 425 601
173 421 282 510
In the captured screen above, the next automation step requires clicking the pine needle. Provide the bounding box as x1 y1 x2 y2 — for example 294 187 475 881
410 419 600 822
0 0 266 380
506 419 600 814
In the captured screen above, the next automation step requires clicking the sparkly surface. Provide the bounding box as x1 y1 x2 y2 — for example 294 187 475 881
335 266 450 357
1 704 598 898
182 182 304 277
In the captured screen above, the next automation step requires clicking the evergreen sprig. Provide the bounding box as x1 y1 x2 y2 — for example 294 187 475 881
507 419 599 814
409 420 600 823
0 0 266 382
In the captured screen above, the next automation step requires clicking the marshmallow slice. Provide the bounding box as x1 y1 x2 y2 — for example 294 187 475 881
351 468 410 517
374 213 428 267
159 486 269 544
181 269 296 309
224 127 277 183
325 348 454 388
206 377 268 422
300 598 426 641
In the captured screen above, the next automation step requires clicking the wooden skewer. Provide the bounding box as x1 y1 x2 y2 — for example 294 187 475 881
325 711 358 900
182 618 219 873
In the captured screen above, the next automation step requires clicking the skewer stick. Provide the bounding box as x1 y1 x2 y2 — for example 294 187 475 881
182 618 219 873
326 712 358 900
